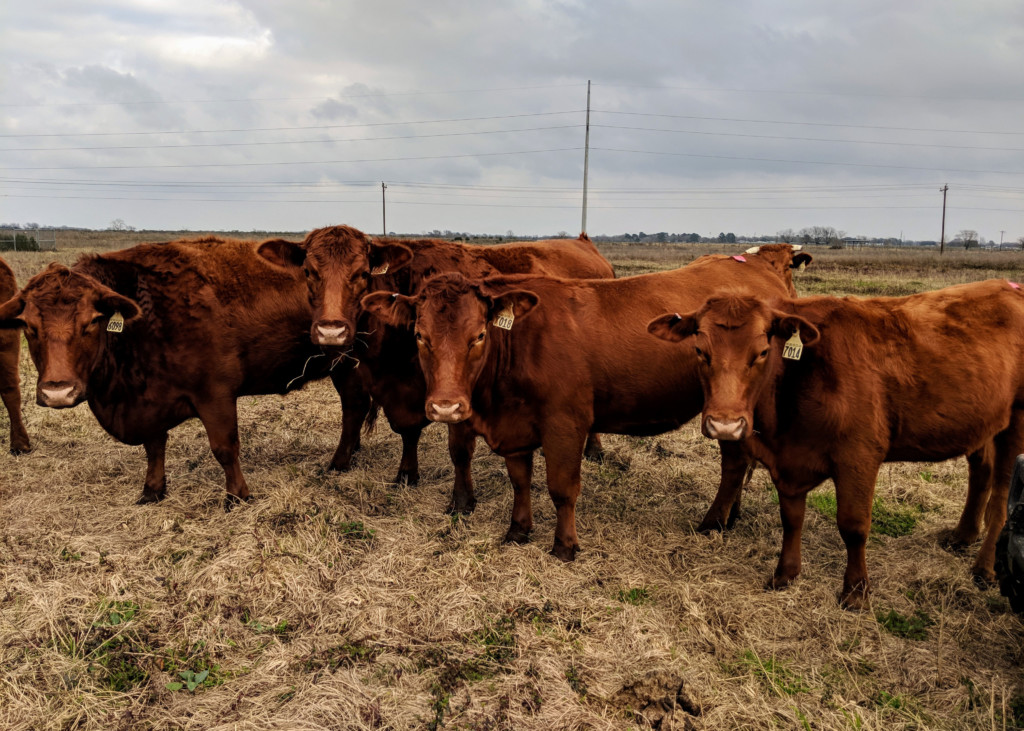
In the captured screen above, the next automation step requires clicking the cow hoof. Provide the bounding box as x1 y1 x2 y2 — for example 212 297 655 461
327 459 353 473
938 529 977 553
136 489 166 505
550 543 579 562
224 494 253 512
696 517 727 534
503 527 532 544
10 445 32 456
445 497 477 515
765 574 794 591
392 471 419 488
839 590 871 611
583 445 605 463
971 567 997 587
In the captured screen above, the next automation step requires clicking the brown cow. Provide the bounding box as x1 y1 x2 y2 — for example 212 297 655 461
648 280 1024 608
360 245 812 558
0 237 355 507
0 256 30 454
257 225 616 512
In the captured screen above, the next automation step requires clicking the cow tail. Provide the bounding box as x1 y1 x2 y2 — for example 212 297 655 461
363 399 381 435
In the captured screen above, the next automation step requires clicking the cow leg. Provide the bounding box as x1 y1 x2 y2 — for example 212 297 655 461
698 440 753 532
768 490 807 592
196 399 250 510
446 422 477 514
328 365 371 472
947 443 995 548
834 470 877 610
503 452 535 544
1 382 30 455
544 426 588 561
973 412 1024 583
137 433 169 504
583 433 604 462
393 426 422 487
0 337 30 454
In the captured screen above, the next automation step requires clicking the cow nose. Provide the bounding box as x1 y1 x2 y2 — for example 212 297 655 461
704 416 747 441
427 400 469 423
315 323 349 346
38 381 80 408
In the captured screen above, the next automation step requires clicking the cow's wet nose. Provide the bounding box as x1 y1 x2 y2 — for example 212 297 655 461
38 381 81 408
314 322 349 346
704 416 747 441
427 399 470 423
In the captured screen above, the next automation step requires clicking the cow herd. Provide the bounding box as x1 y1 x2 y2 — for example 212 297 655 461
1 225 1022 610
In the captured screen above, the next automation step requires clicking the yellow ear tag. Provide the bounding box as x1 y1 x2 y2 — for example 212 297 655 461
493 306 515 330
370 263 389 276
106 311 125 334
797 261 806 271
782 328 803 360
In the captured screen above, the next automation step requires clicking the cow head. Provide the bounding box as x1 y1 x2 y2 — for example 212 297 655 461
362 273 538 423
743 244 813 296
0 263 141 408
258 225 413 348
648 294 818 441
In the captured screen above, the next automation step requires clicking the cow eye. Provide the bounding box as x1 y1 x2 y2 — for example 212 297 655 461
695 346 710 365
759 348 769 358
471 331 485 347
91 315 105 325
415 331 423 342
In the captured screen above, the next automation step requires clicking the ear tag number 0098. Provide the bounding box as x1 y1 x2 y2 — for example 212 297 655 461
782 327 803 360
493 307 515 330
107 311 125 334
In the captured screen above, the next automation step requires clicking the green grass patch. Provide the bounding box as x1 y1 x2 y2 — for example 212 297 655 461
617 587 651 606
92 599 139 627
875 608 934 640
805 491 921 537
732 650 810 696
565 664 588 697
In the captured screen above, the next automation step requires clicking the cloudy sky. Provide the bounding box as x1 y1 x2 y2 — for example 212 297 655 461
2 1 1023 241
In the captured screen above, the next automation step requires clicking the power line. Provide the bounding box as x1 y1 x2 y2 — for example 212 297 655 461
593 82 1024 103
0 111 585 139
593 110 1024 136
0 83 584 109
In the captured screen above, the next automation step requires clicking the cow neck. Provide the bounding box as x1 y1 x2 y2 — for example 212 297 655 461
468 319 522 423
73 257 153 416
359 266 418 368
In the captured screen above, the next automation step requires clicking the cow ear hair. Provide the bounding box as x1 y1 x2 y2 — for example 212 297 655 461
96 290 142 323
791 252 813 270
257 239 307 269
369 242 413 275
647 311 698 342
488 289 539 322
0 294 26 329
770 311 820 347
361 291 416 327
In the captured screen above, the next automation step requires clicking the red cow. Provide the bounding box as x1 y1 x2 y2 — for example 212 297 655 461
360 245 812 558
648 280 1024 608
0 237 354 507
257 225 615 512
0 256 30 453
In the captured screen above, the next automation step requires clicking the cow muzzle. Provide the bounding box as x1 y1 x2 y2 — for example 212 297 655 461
38 381 84 408
313 321 351 347
703 415 748 441
426 399 471 423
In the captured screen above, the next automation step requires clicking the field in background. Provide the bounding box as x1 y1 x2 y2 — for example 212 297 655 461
1 237 1024 730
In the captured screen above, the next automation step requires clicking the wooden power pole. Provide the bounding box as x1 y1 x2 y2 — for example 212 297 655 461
381 182 388 236
581 80 591 236
939 184 948 255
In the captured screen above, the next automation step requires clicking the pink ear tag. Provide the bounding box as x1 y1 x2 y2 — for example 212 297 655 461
1009 281 1021 290
732 255 746 262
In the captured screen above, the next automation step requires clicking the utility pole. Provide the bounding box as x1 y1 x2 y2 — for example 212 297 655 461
580 80 591 236
1000 230 1006 246
381 182 387 236
939 184 948 255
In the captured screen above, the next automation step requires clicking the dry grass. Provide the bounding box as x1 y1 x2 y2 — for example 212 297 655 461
1 240 1024 730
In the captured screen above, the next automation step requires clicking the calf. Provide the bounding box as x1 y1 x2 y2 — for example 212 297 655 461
0 256 30 453
257 225 616 511
0 237 354 507
360 245 811 558
648 280 1024 608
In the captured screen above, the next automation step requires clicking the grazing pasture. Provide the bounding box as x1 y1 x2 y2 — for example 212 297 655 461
1 236 1024 730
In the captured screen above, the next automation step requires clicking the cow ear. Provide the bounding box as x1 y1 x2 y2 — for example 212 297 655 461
369 242 413 275
647 311 698 343
770 312 820 347
791 252 813 270
257 239 307 269
489 290 539 324
0 294 26 329
96 290 142 323
361 291 416 327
